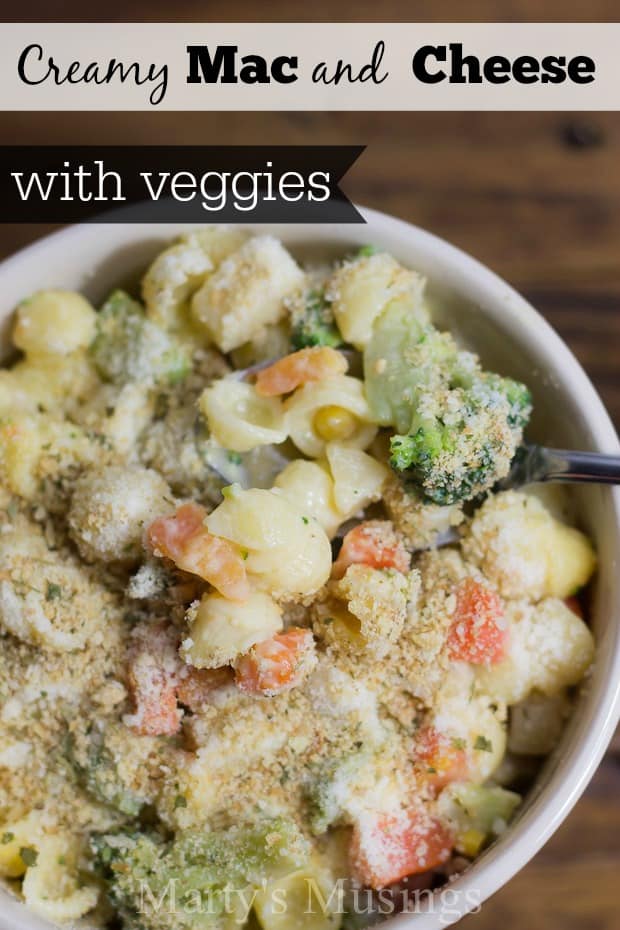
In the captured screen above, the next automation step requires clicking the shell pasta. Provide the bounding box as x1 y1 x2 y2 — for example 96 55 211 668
200 379 288 452
284 375 377 457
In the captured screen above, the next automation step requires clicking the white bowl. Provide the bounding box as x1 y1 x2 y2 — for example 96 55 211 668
0 210 619 930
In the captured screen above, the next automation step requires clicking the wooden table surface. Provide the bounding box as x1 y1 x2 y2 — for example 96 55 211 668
1 3 619 926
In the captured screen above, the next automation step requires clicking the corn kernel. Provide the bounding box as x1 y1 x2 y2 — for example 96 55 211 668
313 405 358 441
457 828 486 858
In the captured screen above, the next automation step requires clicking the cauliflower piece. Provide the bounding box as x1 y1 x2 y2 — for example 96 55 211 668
142 227 247 334
13 290 97 356
68 465 174 562
508 690 572 756
475 597 595 705
46 354 102 420
462 490 596 600
191 236 305 352
382 472 464 549
326 251 425 350
0 353 100 421
332 564 417 654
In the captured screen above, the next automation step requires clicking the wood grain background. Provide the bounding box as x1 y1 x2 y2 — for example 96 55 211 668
0 2 619 928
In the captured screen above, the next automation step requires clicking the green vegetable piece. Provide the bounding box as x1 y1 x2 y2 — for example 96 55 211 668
66 730 145 818
446 783 521 838
364 298 446 432
306 751 369 835
90 290 190 386
92 819 308 930
355 244 380 258
19 847 38 867
291 290 343 350
365 299 532 505
341 909 380 929
45 582 62 601
473 735 494 753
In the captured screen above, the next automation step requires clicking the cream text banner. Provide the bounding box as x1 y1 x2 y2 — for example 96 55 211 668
0 23 616 110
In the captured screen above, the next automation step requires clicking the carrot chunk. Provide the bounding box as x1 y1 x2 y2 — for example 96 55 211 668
255 346 347 397
332 520 410 580
447 578 507 665
126 623 182 737
234 628 316 696
176 666 234 712
350 808 454 888
126 623 234 733
147 502 251 602
147 501 206 558
414 726 469 795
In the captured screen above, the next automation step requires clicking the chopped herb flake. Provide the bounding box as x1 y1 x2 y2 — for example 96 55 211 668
46 582 62 601
474 735 493 753
19 847 38 867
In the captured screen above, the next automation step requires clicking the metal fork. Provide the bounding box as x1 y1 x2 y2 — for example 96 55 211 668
498 444 620 490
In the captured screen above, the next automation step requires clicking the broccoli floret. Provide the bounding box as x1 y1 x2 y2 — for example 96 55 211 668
390 418 499 506
92 832 170 930
91 290 190 386
305 759 346 835
483 374 532 430
92 819 309 930
290 289 343 350
66 729 146 818
366 300 532 504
